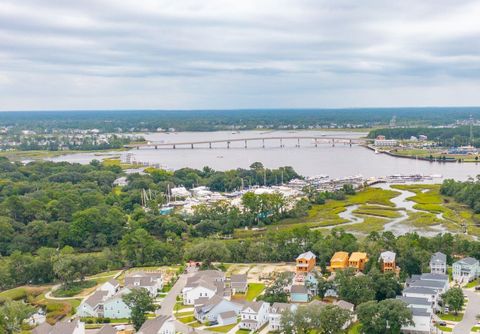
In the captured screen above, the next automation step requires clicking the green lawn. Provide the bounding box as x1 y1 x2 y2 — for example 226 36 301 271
435 325 453 332
236 330 250 334
245 283 265 301
347 323 361 334
178 315 196 324
465 279 479 288
207 323 239 332
472 326 480 332
52 280 97 298
438 313 464 322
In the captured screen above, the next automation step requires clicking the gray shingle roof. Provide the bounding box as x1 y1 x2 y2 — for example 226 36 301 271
455 257 479 266
32 323 52 334
430 252 446 264
396 296 431 306
50 320 81 334
420 273 449 282
230 274 247 284
379 251 396 262
290 285 308 294
296 251 316 260
410 307 431 317
403 287 437 295
271 302 292 314
98 324 117 334
84 290 108 308
218 310 237 319
410 279 446 289
242 301 266 313
138 316 171 334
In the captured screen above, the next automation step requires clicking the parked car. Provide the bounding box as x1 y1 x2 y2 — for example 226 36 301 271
437 321 447 326
475 285 480 291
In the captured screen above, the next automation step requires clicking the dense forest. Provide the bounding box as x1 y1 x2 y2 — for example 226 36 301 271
441 178 480 212
1 157 480 294
368 126 480 147
1 107 480 132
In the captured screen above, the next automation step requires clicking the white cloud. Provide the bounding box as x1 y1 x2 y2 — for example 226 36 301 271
0 0 479 110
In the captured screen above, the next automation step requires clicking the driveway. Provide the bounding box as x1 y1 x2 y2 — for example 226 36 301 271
453 289 480 334
157 273 211 334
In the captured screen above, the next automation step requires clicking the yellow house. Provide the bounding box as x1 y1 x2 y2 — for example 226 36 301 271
349 252 369 272
328 251 349 272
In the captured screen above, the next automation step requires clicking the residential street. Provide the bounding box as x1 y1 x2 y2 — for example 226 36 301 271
453 290 480 334
157 273 210 334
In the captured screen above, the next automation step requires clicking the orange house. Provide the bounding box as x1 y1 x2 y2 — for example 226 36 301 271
328 252 349 272
296 251 316 274
349 252 369 272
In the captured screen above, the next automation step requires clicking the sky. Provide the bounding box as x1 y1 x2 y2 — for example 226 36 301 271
1 0 480 110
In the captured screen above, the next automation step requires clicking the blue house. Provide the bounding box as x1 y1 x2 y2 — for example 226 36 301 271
290 285 310 303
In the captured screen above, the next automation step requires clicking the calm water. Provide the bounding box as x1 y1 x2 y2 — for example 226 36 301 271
50 130 480 180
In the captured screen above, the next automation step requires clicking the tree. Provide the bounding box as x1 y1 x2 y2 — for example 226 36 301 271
442 287 464 315
318 304 351 334
0 299 35 334
368 268 402 301
122 288 156 330
258 272 293 303
335 269 375 305
280 304 322 334
357 299 413 334
53 254 79 287
184 240 231 264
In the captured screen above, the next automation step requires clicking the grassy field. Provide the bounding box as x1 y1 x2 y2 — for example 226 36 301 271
0 149 126 161
234 187 400 238
232 283 265 302
207 323 239 332
438 313 464 322
52 280 97 298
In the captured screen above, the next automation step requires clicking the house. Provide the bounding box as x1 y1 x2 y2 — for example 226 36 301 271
194 295 243 324
290 284 311 303
296 251 316 274
103 288 132 319
268 303 297 332
400 307 433 334
335 300 355 325
77 290 108 317
137 316 175 334
124 272 163 297
379 251 400 274
239 301 270 331
348 252 368 272
32 319 85 334
182 270 227 305
97 325 117 334
452 257 480 283
396 296 433 314
328 252 349 272
407 278 448 294
402 287 440 310
429 252 447 275
230 274 248 294
217 310 238 326
99 279 120 296
304 272 319 295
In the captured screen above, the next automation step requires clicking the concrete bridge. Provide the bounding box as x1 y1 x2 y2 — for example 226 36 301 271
125 136 370 149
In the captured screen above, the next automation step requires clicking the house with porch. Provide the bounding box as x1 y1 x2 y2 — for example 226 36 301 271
239 301 270 331
379 251 400 274
452 257 479 283
268 303 297 332
296 251 316 274
193 295 243 324
429 252 447 275
328 252 349 272
124 271 163 297
137 315 175 334
348 252 369 272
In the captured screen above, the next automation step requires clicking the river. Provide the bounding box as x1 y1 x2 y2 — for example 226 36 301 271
49 130 480 180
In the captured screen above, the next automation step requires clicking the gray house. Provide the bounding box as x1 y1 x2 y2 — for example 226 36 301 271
429 252 447 275
194 295 243 324
452 257 480 283
230 274 248 294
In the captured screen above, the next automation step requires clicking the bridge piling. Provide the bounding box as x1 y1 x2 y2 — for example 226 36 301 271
209 142 212 149
191 144 194 149
244 140 247 149
227 141 230 149
297 138 300 148
349 139 352 147
280 138 283 148
332 139 335 147
262 139 265 148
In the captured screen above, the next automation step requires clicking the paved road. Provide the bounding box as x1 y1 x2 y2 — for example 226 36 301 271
157 273 211 334
453 289 480 334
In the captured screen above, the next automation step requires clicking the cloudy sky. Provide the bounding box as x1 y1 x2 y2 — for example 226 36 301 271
1 0 480 110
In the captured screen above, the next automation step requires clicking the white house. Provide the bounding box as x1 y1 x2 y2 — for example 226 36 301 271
400 308 433 334
230 274 248 294
402 287 439 305
77 290 108 317
103 288 132 319
193 295 243 324
408 278 448 294
217 311 238 326
182 270 227 305
125 272 163 297
429 252 447 275
239 301 270 331
32 319 85 334
452 257 480 283
137 316 175 334
397 296 433 314
268 303 297 332
99 279 120 297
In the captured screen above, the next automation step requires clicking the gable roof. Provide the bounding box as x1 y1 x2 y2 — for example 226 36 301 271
430 252 446 264
290 285 308 294
50 320 81 334
455 257 479 266
403 286 437 295
396 296 431 306
297 251 316 261
138 316 171 334
349 252 368 262
84 290 109 308
420 273 449 282
98 324 117 334
331 252 349 262
218 310 237 319
379 251 396 262
106 278 119 286
32 323 52 334
270 302 292 314
242 301 266 313
335 300 354 311
410 279 446 289
230 274 247 284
